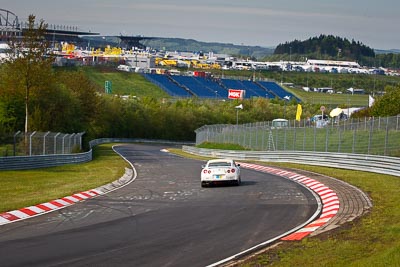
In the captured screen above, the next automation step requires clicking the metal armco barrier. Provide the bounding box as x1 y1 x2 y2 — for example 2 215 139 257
182 146 400 177
0 152 92 170
0 139 194 170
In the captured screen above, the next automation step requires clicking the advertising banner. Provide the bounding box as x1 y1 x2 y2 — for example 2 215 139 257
228 89 245 99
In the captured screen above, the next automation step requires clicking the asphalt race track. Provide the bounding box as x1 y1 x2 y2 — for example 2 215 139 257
0 143 318 267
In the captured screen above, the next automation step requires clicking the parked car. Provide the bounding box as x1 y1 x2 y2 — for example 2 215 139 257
271 118 288 128
311 114 330 128
201 159 241 187
334 112 348 123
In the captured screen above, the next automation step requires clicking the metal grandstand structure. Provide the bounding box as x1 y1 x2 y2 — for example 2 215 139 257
0 8 98 43
0 8 20 39
118 36 154 50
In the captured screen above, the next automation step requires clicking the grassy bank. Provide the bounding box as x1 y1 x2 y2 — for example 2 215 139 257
80 66 169 98
0 144 129 212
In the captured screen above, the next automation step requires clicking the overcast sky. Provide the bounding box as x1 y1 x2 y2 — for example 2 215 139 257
3 0 400 50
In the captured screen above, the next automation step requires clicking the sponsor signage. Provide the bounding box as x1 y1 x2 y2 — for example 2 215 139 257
105 81 112 94
228 89 245 99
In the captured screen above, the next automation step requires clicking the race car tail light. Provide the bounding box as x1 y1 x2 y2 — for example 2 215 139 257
203 169 211 174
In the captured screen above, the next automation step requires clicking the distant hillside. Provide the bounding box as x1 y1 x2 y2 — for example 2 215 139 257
274 35 375 62
141 38 274 59
375 49 400 55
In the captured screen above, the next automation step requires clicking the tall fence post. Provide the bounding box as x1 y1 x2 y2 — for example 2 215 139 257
43 131 50 155
29 131 37 156
313 126 316 151
54 132 61 154
384 117 389 156
62 134 68 154
284 128 287 150
368 120 373 155
79 132 85 150
13 131 21 156
69 133 75 153
325 127 329 152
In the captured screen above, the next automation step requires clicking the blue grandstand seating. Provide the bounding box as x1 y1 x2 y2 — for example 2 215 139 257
143 74 191 97
197 77 229 98
220 79 274 98
143 73 299 101
258 81 299 101
171 76 227 98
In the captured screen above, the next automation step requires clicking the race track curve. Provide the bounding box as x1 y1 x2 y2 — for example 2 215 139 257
0 143 318 267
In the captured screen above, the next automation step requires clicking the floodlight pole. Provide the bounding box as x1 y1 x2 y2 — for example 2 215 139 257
235 104 243 126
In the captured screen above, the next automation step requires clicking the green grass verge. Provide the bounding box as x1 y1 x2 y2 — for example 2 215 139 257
80 66 170 98
197 142 248 150
168 148 400 267
0 144 130 212
284 86 369 106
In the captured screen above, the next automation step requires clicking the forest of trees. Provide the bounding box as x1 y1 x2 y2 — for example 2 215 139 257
271 35 400 68
274 35 376 62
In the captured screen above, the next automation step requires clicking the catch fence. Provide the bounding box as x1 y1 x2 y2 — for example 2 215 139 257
195 115 400 157
0 131 85 157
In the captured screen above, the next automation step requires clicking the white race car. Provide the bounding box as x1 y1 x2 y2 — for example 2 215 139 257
201 159 241 187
